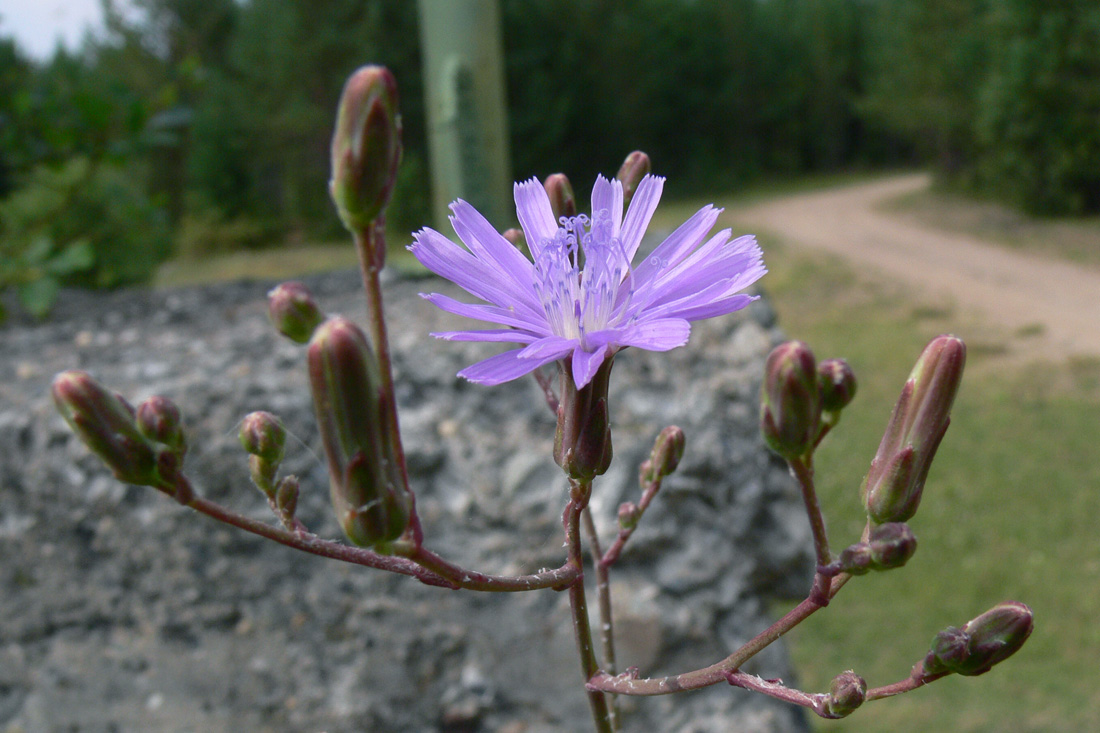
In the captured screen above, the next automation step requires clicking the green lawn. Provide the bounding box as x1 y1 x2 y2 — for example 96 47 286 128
746 233 1100 732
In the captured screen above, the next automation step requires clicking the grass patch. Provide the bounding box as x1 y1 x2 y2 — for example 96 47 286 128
752 239 1100 732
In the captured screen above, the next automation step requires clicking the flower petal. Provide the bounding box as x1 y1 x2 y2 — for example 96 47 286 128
607 318 691 352
449 200 539 308
571 344 611 389
514 178 559 261
620 175 664 261
411 228 537 314
431 329 539 344
458 348 557 385
630 204 722 291
517 336 577 361
590 175 623 240
419 292 549 334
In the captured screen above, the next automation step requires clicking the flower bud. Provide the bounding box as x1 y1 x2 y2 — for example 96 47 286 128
867 522 917 569
330 65 402 231
52 370 159 486
616 151 651 207
544 173 576 219
239 411 287 464
924 602 1033 677
554 359 614 481
275 475 299 519
502 228 525 248
136 395 187 455
818 358 857 413
649 426 685 479
862 335 966 523
760 341 820 460
268 281 324 344
618 502 640 530
837 542 874 576
309 317 414 549
823 670 866 718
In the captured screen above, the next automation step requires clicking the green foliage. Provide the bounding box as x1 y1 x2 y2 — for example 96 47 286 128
977 1 1100 214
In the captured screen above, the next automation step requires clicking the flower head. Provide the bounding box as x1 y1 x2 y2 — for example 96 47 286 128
410 174 765 388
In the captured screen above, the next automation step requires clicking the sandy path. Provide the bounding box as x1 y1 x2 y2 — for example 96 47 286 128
733 173 1100 362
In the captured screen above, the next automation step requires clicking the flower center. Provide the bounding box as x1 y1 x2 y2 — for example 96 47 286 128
534 210 633 348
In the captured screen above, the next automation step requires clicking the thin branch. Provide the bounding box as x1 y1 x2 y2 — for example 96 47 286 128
583 508 620 731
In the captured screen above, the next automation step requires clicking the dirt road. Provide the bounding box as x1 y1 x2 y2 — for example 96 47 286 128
733 173 1100 362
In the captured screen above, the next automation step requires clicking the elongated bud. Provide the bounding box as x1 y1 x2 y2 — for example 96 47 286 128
309 317 414 549
823 670 866 718
647 426 685 481
924 602 1033 677
760 341 820 460
268 281 324 343
554 359 614 481
330 65 402 232
136 395 187 456
275 476 299 519
52 371 160 486
544 174 577 219
862 335 966 523
616 151 651 207
818 359 857 413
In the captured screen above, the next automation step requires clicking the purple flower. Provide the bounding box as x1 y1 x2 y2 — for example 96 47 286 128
410 174 766 388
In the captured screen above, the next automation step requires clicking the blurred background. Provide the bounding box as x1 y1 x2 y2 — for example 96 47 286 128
3 2 1100 732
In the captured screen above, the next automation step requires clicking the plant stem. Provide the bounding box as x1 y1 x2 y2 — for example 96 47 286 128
566 489 613 733
790 456 832 567
406 544 579 592
582 508 620 731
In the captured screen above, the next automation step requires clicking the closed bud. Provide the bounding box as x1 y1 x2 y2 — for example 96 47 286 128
239 411 286 465
554 359 614 481
862 336 965 523
837 542 874 576
924 602 1033 677
618 501 640 530
502 228 525 248
330 65 402 232
136 395 187 455
268 281 324 343
309 317 414 549
760 341 820 460
818 359 857 413
275 475 299 519
650 426 685 478
824 670 866 718
867 522 917 570
616 151 651 207
544 173 577 219
52 370 160 487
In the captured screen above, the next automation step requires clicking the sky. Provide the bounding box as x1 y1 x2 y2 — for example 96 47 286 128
1 0 108 60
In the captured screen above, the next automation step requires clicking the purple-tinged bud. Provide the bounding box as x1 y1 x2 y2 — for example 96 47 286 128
544 173 577 219
867 522 917 570
924 602 1033 676
309 317 414 549
862 335 966 523
275 475 299 519
649 426 686 479
618 501 640 530
502 228 525 248
268 281 324 344
823 670 866 718
136 395 187 455
837 542 874 576
52 370 159 486
818 359 857 413
554 359 614 481
760 341 821 460
330 65 402 232
616 151 651 207
239 411 286 464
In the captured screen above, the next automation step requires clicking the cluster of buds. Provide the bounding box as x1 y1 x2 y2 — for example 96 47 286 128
52 371 189 499
924 602 1034 677
760 341 857 460
834 522 918 575
862 335 965 524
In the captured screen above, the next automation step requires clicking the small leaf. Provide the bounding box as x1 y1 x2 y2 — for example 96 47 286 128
18 276 61 319
46 240 95 275
24 234 54 265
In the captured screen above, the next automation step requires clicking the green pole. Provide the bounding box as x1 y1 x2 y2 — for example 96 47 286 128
417 0 513 230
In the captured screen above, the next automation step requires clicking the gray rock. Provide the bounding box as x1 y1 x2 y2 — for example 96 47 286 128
0 268 813 732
